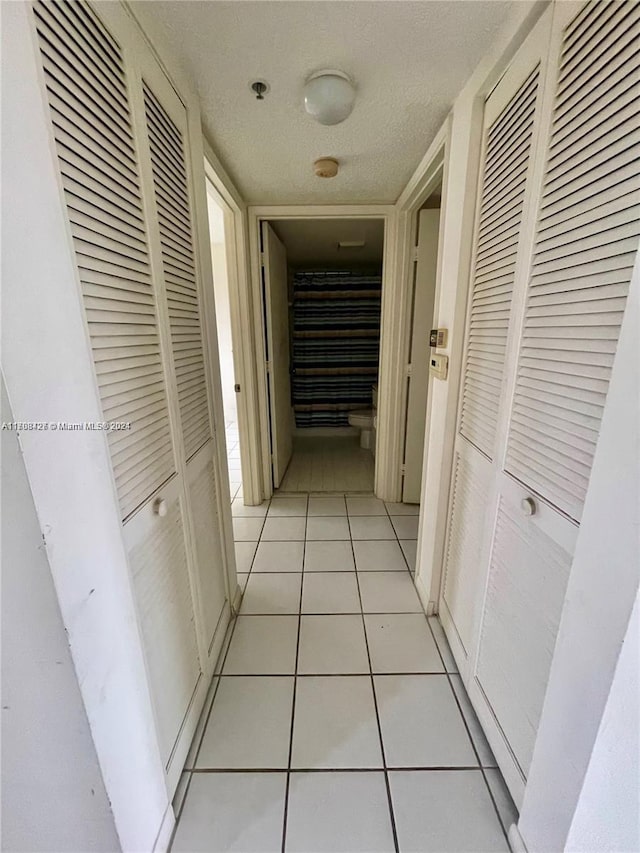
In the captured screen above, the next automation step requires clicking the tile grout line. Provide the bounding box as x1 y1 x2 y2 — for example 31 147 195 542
191 764 488 773
348 523 401 853
280 493 307 853
172 493 270 837
382 498 416 576
424 616 512 846
181 492 508 849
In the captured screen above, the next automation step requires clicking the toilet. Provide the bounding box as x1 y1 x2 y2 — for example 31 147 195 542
348 384 378 450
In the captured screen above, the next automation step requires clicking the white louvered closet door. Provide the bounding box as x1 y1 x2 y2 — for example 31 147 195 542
139 69 227 665
32 0 229 798
470 0 640 803
440 15 549 666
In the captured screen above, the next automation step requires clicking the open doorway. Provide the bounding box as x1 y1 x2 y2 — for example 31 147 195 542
206 186 243 501
260 218 385 493
401 182 442 504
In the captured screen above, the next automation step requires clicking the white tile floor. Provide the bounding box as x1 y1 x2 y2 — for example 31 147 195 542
279 436 375 492
172 494 516 852
225 418 243 500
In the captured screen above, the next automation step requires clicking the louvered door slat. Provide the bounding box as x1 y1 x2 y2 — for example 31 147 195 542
143 83 211 461
33 0 175 521
506 3 640 523
458 69 541 456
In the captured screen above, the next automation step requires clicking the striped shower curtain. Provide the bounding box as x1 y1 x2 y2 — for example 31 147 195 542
291 270 382 428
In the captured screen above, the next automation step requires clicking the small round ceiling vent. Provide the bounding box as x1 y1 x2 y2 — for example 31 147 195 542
314 157 339 178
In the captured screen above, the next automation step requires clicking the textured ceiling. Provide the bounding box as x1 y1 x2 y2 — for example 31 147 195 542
132 1 515 204
272 219 384 267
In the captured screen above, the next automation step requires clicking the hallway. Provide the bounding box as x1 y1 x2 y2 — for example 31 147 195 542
171 494 516 852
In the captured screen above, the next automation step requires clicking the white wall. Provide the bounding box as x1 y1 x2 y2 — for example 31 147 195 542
1 379 119 853
208 194 237 421
517 253 640 851
565 592 640 853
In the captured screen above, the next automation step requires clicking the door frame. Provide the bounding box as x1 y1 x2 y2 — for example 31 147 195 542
393 123 450 611
203 142 263 512
247 205 396 499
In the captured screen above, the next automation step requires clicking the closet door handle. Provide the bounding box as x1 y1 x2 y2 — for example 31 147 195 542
520 496 536 516
153 497 168 517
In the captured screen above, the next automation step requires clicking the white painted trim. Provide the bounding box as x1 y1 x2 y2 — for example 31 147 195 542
246 204 397 499
508 823 528 853
231 583 243 616
203 154 263 507
153 804 176 853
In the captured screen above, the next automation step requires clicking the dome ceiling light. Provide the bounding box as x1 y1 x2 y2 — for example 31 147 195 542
314 157 339 178
304 70 356 126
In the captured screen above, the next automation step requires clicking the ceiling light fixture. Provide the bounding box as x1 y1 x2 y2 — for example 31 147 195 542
314 157 339 178
304 70 355 125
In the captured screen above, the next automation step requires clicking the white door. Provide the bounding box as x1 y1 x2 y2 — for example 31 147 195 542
403 208 440 504
32 0 229 796
441 18 548 665
441 0 640 805
470 0 640 794
262 222 293 487
140 70 227 665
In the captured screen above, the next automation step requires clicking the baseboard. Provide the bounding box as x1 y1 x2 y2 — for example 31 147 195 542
414 573 433 616
231 582 242 616
508 823 528 853
153 803 175 853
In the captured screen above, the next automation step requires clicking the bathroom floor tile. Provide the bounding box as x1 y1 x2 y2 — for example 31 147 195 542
302 572 361 614
346 496 387 516
197 676 294 769
261 517 306 541
241 573 302 615
384 502 420 516
349 516 396 540
389 770 509 852
364 614 444 673
223 616 299 675
252 541 304 573
234 541 258 574
358 572 423 613
291 676 382 768
172 772 286 853
285 772 394 852
306 516 351 541
297 615 369 674
303 540 355 572
308 496 347 516
233 517 265 542
374 675 476 767
353 540 408 572
268 496 308 517
232 499 270 517
400 539 417 573
390 515 419 539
